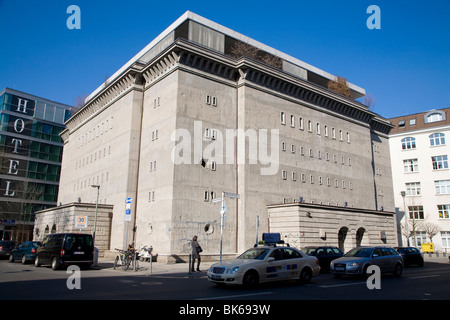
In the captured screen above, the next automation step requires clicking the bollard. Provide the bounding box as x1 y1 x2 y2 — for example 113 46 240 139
189 254 191 274
148 253 152 275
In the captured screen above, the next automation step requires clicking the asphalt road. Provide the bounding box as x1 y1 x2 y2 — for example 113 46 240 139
1 257 449 299
1 257 449 318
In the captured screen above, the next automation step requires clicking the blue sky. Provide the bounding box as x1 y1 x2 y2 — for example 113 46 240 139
0 0 449 118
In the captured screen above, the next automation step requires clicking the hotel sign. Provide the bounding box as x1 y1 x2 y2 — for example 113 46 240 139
1 95 35 199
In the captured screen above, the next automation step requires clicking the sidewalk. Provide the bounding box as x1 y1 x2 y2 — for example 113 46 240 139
423 254 449 263
92 257 215 276
92 254 448 276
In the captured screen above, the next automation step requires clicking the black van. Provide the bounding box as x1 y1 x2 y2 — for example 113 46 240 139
35 233 94 270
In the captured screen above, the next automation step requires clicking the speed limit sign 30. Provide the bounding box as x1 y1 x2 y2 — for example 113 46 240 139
75 215 88 229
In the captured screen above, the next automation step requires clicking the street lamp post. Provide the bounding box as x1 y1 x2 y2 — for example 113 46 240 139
401 191 409 246
91 185 100 245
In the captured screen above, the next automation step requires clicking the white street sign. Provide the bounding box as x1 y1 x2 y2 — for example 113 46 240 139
124 209 132 222
75 215 88 229
223 192 240 199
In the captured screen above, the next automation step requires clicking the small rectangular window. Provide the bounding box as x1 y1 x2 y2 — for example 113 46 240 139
280 112 286 125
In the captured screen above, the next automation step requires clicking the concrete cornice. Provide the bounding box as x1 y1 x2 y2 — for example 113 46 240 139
267 201 395 216
172 39 391 132
64 38 392 137
35 202 114 214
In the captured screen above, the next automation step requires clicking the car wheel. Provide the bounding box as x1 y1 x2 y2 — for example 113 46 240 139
51 257 60 270
35 255 41 267
362 264 371 279
21 255 27 264
418 258 424 267
243 270 259 288
299 268 312 284
9 254 15 263
393 263 403 277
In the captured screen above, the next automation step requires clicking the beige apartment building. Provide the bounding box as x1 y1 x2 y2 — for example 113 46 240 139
389 108 450 252
34 12 396 261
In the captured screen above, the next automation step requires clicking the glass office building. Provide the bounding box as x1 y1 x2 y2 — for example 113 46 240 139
0 88 75 242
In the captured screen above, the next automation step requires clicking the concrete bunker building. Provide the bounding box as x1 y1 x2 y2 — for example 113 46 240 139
34 11 397 261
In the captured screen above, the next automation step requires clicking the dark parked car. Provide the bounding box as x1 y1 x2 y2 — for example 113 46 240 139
0 241 15 259
302 246 344 272
9 241 41 264
35 233 93 270
395 247 424 267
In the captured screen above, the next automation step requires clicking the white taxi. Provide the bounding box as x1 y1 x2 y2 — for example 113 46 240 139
207 243 320 287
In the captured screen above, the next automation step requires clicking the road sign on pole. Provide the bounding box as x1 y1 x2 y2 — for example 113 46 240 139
124 209 132 222
75 215 88 232
223 192 240 199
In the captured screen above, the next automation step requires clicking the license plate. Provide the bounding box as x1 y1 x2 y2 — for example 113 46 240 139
335 266 345 271
74 251 84 255
211 274 222 280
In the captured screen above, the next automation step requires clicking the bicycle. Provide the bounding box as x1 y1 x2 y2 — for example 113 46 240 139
113 248 128 270
114 248 139 271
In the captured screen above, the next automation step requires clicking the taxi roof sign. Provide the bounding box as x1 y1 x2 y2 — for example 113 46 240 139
261 233 286 246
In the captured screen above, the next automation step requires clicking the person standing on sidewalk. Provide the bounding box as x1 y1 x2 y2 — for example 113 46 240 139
191 235 202 272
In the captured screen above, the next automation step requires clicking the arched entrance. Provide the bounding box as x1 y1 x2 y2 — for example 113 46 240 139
338 227 348 252
356 227 365 247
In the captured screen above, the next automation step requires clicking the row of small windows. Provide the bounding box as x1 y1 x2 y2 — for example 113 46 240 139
280 112 351 143
281 142 352 166
401 133 446 150
73 171 109 191
77 116 114 148
405 180 450 196
281 169 353 189
76 146 111 169
403 155 449 172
